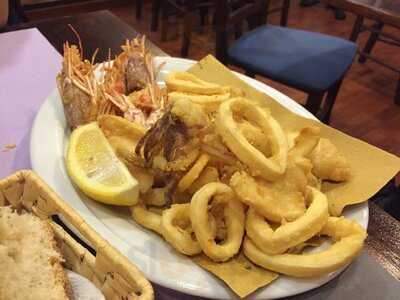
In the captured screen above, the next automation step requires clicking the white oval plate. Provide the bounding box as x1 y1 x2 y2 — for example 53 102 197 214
31 57 368 299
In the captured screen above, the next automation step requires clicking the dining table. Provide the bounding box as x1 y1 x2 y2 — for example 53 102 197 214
325 0 400 30
1 9 399 300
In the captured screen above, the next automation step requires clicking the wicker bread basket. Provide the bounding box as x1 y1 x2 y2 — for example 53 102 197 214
0 170 154 300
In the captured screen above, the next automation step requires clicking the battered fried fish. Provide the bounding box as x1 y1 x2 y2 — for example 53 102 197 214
310 138 351 182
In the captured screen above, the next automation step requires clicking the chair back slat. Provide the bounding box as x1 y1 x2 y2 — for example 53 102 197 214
215 0 268 63
230 4 258 26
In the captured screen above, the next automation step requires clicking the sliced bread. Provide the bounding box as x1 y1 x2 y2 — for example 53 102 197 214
0 206 70 300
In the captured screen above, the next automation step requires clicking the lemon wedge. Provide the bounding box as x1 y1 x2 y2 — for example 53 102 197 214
66 122 139 206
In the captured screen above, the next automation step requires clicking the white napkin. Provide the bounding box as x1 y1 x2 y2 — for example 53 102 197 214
66 270 105 300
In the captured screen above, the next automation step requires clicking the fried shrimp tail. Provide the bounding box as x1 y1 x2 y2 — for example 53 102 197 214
102 37 167 128
56 41 115 129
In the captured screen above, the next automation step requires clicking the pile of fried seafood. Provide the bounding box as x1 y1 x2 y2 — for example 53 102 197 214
59 38 367 279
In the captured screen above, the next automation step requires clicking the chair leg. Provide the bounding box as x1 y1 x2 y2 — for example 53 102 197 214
350 15 363 42
215 28 228 64
151 0 161 31
234 22 243 39
212 10 216 26
136 0 143 20
160 1 169 42
317 79 343 123
281 0 290 27
305 91 325 118
181 3 195 57
199 7 208 33
8 0 28 25
359 22 384 63
264 0 271 24
248 1 267 30
181 18 192 57
395 77 400 105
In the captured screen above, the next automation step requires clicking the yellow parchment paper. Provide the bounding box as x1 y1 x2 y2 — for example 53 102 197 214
192 252 278 298
188 55 400 216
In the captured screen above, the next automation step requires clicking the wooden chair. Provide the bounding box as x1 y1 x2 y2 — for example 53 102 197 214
149 0 213 57
5 0 28 26
266 0 291 26
231 0 291 39
147 0 290 57
350 17 400 105
215 0 357 123
150 0 291 57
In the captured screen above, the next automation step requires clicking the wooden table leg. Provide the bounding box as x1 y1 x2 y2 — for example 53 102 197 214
359 22 384 63
350 15 363 41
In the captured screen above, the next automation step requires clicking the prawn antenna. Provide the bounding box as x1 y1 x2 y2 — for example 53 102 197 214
68 24 84 60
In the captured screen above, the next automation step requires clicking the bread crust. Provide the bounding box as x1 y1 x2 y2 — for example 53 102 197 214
42 220 71 300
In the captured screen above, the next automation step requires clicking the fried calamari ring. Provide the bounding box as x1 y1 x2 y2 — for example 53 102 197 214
187 166 219 194
208 200 228 242
286 236 324 254
190 182 245 262
168 92 230 112
244 217 367 277
238 120 271 157
98 114 146 139
161 204 202 256
246 187 329 254
177 153 210 192
130 202 163 235
165 72 227 95
216 98 288 181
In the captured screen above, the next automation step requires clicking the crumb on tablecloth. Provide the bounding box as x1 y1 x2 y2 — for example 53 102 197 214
2 144 16 152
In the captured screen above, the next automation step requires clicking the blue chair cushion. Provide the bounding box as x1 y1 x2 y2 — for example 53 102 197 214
228 25 357 92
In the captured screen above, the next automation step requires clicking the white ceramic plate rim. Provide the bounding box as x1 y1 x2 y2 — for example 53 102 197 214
31 56 368 300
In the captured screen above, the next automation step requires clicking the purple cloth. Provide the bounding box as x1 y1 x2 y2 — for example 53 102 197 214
0 28 62 178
